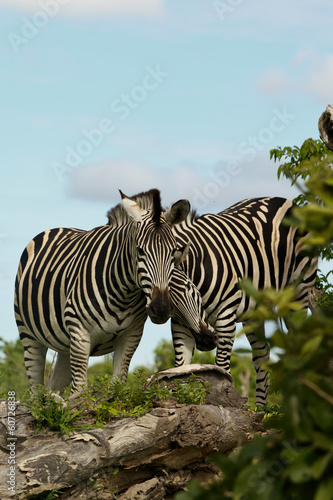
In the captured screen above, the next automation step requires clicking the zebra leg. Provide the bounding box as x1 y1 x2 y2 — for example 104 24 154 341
45 352 72 392
245 323 269 406
69 329 91 393
214 315 237 373
112 324 145 382
171 320 196 366
292 253 318 308
21 336 48 391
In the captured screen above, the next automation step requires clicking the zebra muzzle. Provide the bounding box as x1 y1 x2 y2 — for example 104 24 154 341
190 320 218 351
147 286 174 325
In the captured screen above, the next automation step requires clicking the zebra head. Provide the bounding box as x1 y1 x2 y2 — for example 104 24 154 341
120 189 190 324
170 268 218 351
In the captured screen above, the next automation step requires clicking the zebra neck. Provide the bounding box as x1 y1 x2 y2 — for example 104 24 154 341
105 225 138 294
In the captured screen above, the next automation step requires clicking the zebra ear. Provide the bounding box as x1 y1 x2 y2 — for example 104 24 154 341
174 241 191 265
119 189 146 223
164 199 190 226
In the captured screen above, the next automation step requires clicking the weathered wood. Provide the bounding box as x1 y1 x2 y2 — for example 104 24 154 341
0 366 262 499
318 104 333 151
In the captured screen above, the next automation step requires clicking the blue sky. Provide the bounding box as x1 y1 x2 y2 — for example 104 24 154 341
1 0 332 370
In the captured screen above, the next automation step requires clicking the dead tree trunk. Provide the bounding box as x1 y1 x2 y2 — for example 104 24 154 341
0 365 263 499
318 104 333 151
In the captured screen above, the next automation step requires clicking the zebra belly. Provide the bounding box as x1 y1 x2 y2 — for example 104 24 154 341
19 309 146 356
18 290 147 356
63 298 148 356
89 308 148 356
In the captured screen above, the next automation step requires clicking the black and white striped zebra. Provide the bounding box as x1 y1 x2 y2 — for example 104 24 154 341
168 197 318 406
15 189 215 394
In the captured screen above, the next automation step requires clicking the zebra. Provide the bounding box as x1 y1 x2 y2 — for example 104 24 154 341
166 196 318 406
14 189 215 394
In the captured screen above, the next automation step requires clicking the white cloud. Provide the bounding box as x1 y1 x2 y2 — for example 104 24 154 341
0 0 166 18
107 129 226 167
207 0 333 46
69 154 298 216
257 51 333 103
305 53 333 102
291 49 317 67
256 68 292 95
70 159 205 208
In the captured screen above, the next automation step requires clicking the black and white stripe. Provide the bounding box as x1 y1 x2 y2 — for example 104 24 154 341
169 197 318 405
15 189 215 393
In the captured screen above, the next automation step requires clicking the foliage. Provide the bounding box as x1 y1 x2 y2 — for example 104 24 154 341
230 350 257 404
89 370 210 423
177 299 333 500
0 334 256 406
154 337 257 402
272 137 333 305
21 386 85 436
87 354 114 385
0 342 116 398
271 138 333 261
0 337 30 397
0 340 57 398
127 365 153 384
176 138 333 500
154 338 217 372
21 370 211 433
170 373 210 405
314 270 333 308
271 138 331 197
154 338 176 371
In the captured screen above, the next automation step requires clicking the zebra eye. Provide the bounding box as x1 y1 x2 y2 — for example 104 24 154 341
136 246 145 257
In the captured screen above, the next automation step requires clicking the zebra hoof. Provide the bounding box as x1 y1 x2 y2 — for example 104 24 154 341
43 391 68 410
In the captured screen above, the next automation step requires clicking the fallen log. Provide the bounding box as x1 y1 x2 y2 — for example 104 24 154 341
0 365 263 499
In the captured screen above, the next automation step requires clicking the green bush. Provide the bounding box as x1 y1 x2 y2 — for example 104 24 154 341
176 138 333 500
21 370 211 433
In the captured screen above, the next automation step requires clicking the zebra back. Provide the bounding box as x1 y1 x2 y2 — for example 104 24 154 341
172 197 317 316
169 196 318 405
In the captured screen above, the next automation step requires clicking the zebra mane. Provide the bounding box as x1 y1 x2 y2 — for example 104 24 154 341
107 189 163 227
189 209 199 223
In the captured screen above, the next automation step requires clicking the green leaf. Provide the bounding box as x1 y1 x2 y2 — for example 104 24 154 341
234 461 273 500
238 278 262 302
270 330 287 349
313 432 333 451
301 335 323 357
107 406 118 416
312 452 333 479
315 477 333 500
288 460 313 483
